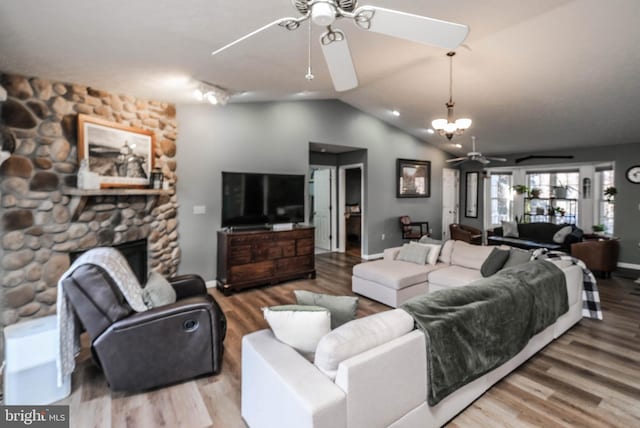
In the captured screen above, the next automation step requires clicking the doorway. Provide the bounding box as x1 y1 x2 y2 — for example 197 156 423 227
309 165 337 253
441 168 460 240
339 163 364 257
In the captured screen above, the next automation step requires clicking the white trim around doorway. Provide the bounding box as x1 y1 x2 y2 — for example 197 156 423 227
310 164 338 252
338 163 364 254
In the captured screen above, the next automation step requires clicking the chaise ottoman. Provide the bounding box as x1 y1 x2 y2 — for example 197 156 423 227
352 247 444 307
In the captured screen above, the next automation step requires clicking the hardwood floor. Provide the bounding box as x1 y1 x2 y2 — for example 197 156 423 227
63 253 640 428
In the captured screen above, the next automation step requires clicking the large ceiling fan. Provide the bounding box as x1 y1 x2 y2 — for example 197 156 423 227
211 0 469 92
447 137 507 165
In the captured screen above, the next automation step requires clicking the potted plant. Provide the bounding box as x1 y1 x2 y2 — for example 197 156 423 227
512 185 530 195
552 183 573 199
530 188 542 198
554 206 566 216
604 186 617 203
592 224 605 233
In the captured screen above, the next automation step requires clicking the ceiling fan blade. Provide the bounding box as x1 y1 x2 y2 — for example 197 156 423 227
486 156 507 162
446 157 467 163
354 6 469 49
478 158 491 165
211 16 307 56
320 29 358 92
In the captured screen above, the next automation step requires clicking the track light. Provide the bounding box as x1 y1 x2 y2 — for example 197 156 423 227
193 82 230 105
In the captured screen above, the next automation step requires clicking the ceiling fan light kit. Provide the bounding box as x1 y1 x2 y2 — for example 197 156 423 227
432 51 472 140
211 1 469 92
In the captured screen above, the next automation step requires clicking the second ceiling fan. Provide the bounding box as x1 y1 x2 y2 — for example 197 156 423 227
447 137 507 165
211 0 469 92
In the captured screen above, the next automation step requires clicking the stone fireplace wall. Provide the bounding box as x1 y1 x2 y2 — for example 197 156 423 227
0 72 180 326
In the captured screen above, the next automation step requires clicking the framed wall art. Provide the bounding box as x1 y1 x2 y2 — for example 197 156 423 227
77 114 155 188
397 159 431 198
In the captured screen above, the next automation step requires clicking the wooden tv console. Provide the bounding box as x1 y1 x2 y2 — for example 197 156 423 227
216 226 315 295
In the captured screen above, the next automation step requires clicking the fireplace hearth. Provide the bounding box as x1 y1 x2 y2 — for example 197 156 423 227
70 239 148 284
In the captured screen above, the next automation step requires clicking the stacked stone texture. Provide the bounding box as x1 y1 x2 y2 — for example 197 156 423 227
0 73 180 326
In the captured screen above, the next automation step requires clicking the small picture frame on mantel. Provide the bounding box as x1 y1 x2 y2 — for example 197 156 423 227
397 158 431 198
77 114 155 188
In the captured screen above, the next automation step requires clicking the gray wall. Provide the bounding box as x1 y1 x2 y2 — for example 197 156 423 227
176 100 449 280
457 142 640 265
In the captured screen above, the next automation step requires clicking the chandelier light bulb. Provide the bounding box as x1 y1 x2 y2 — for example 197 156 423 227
431 119 448 130
193 88 204 101
455 118 472 129
444 122 457 133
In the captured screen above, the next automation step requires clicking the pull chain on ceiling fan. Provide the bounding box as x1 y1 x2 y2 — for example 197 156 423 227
211 0 469 92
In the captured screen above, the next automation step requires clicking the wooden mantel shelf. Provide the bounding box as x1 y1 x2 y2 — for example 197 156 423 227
62 187 173 220
62 186 170 196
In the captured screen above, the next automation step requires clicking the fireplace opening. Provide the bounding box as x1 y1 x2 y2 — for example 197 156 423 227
70 239 148 284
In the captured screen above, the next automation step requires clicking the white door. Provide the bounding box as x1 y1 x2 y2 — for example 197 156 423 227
442 168 460 240
313 169 332 251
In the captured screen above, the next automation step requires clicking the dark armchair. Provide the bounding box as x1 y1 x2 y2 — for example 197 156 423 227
449 223 483 245
62 265 226 391
399 216 429 240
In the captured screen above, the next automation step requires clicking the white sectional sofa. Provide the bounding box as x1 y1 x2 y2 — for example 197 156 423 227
352 240 495 307
241 261 585 428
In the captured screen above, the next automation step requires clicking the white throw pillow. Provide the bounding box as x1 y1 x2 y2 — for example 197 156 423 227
501 220 519 238
553 225 573 244
418 243 442 265
395 242 430 265
314 309 414 380
438 240 455 264
263 305 331 354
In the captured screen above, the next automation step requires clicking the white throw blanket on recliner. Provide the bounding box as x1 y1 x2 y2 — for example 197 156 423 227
56 247 148 386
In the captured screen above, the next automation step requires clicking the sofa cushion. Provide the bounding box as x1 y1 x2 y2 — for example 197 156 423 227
395 242 430 265
502 220 519 237
314 308 414 380
294 290 358 329
418 243 442 265
438 240 455 264
450 241 494 270
353 260 438 290
428 265 483 288
503 248 533 269
263 305 331 354
553 225 573 244
481 248 510 277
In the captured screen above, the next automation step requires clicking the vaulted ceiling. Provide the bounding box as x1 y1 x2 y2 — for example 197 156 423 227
1 0 639 155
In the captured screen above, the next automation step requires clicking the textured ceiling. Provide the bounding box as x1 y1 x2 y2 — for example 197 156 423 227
1 0 639 155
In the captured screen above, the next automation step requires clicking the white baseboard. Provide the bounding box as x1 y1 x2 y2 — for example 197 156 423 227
205 280 217 289
617 262 640 270
362 252 383 260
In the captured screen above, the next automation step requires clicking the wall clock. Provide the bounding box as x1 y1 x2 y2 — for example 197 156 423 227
626 165 640 184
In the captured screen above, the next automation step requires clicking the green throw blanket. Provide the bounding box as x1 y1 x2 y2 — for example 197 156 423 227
400 260 568 405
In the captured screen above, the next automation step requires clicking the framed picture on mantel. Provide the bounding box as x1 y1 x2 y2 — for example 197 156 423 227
77 114 155 188
397 158 431 198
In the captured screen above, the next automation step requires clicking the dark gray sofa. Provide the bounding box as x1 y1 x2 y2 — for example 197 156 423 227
488 222 583 252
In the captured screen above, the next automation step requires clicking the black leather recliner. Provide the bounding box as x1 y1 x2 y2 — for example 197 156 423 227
62 265 226 391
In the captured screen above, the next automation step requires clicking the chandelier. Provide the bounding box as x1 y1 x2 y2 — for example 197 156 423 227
431 51 471 140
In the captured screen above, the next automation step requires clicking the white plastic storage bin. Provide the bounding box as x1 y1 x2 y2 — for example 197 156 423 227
4 315 71 405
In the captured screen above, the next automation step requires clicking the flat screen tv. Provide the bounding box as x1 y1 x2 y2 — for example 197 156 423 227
221 172 305 228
